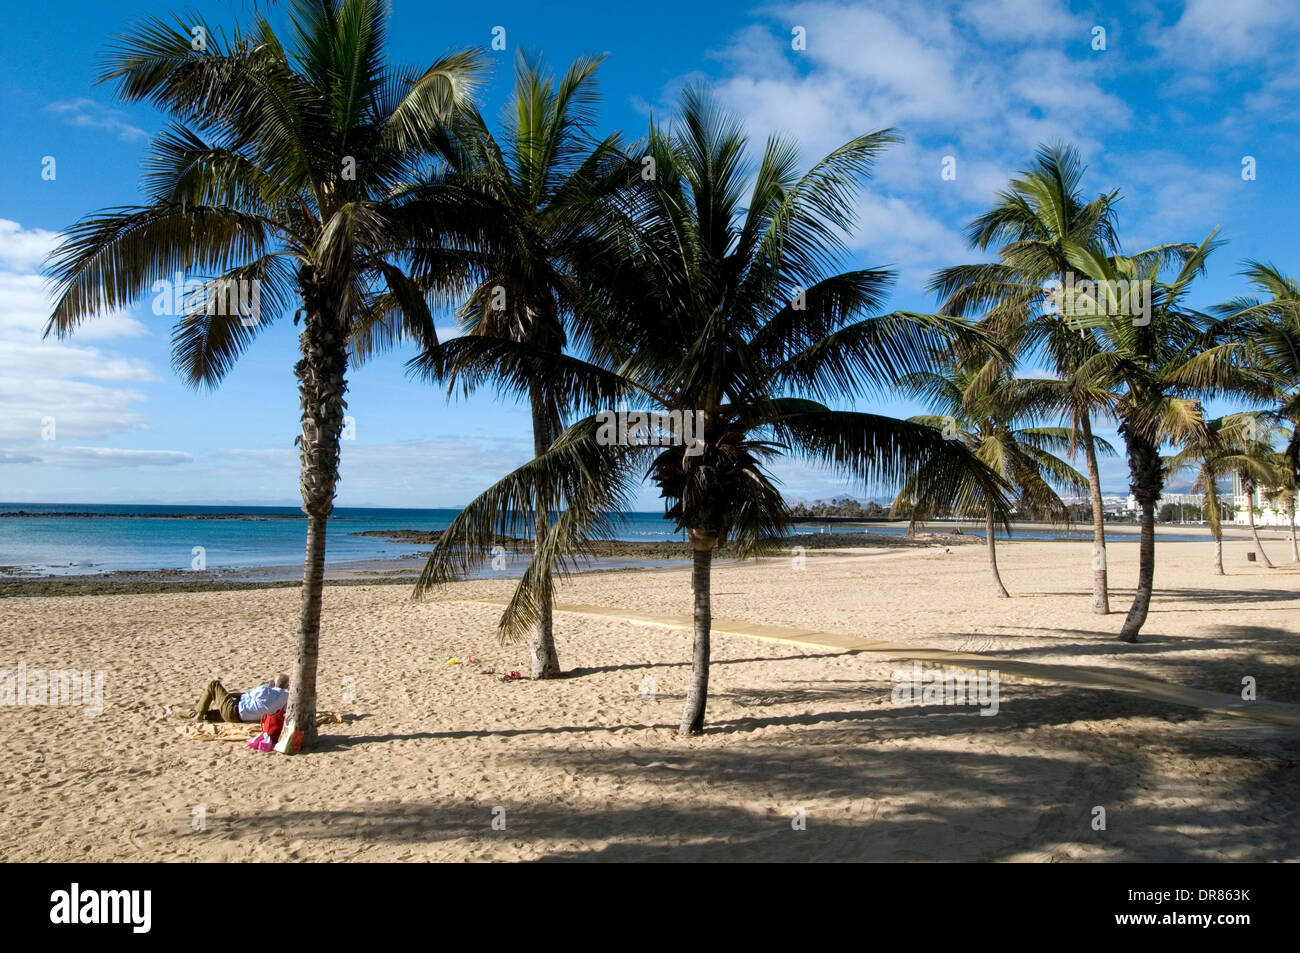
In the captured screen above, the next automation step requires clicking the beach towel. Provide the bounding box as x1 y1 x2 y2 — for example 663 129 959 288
171 711 347 743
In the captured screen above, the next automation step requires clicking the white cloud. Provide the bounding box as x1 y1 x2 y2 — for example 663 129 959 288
0 221 155 444
850 193 968 292
0 220 60 271
1149 0 1295 65
955 0 1086 43
1110 153 1239 249
39 447 193 468
658 1 1142 301
0 450 41 465
45 99 148 142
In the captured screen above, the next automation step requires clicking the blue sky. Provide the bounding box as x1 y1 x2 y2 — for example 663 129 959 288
1 0 1297 508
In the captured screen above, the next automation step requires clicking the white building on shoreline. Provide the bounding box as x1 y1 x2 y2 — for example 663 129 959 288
1124 492 1205 517
1231 473 1292 527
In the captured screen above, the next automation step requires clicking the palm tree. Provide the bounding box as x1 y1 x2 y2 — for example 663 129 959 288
1215 261 1300 516
892 359 1100 597
408 53 632 679
1232 418 1287 568
1064 232 1279 641
930 144 1122 614
1278 481 1300 563
413 87 1009 735
1277 423 1300 562
1167 414 1270 574
44 0 484 745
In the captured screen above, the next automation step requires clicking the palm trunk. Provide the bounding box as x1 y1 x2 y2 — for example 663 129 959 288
1210 487 1223 577
679 530 716 736
1290 501 1298 562
985 500 1009 598
1245 490 1274 568
1120 497 1156 642
1119 427 1160 643
528 388 560 678
1204 469 1223 576
1079 413 1109 613
285 303 349 748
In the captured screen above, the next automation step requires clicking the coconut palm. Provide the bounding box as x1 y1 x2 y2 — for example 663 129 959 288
1214 262 1300 498
1231 418 1288 568
891 359 1101 597
1063 232 1280 641
413 87 1010 735
1167 414 1273 574
1276 423 1300 562
44 0 485 745
1277 479 1300 563
930 144 1123 614
408 53 634 678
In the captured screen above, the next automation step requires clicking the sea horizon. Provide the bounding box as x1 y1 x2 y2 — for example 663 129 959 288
0 500 1228 577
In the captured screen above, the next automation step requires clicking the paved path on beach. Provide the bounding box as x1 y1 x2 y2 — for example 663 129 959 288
470 598 1300 729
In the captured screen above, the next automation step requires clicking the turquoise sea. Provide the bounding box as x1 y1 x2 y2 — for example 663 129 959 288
0 504 687 576
0 503 1201 576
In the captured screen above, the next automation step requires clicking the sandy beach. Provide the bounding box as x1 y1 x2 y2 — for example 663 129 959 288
1 534 1297 862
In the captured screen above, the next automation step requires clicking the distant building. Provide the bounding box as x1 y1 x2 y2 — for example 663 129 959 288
1231 473 1291 526
1125 492 1206 518
1060 495 1130 517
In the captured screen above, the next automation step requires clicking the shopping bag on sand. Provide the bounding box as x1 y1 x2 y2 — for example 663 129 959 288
247 732 275 752
262 710 285 743
273 719 304 754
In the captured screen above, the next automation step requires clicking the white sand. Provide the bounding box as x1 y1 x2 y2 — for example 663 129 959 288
1 536 1297 861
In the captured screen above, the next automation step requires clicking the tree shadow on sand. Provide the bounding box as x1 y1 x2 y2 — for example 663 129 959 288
1023 586 1300 606
230 687 1300 861
944 624 1300 703
563 650 851 678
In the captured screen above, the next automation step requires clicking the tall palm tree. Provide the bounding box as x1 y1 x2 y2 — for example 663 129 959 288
408 53 632 678
892 359 1100 597
1215 261 1300 510
413 87 1010 735
1064 232 1278 641
44 0 484 746
930 144 1122 614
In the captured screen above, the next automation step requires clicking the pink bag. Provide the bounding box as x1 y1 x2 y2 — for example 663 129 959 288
247 731 275 752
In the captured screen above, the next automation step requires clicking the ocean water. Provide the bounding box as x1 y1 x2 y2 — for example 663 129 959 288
0 503 1202 576
0 504 691 575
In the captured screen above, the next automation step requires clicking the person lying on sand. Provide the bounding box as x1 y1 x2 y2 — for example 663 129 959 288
184 673 289 724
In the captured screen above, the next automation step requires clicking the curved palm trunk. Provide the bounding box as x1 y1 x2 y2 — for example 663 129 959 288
285 307 349 748
679 530 715 736
1245 488 1274 568
528 387 560 678
1119 430 1160 643
985 500 1009 598
1079 414 1109 613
